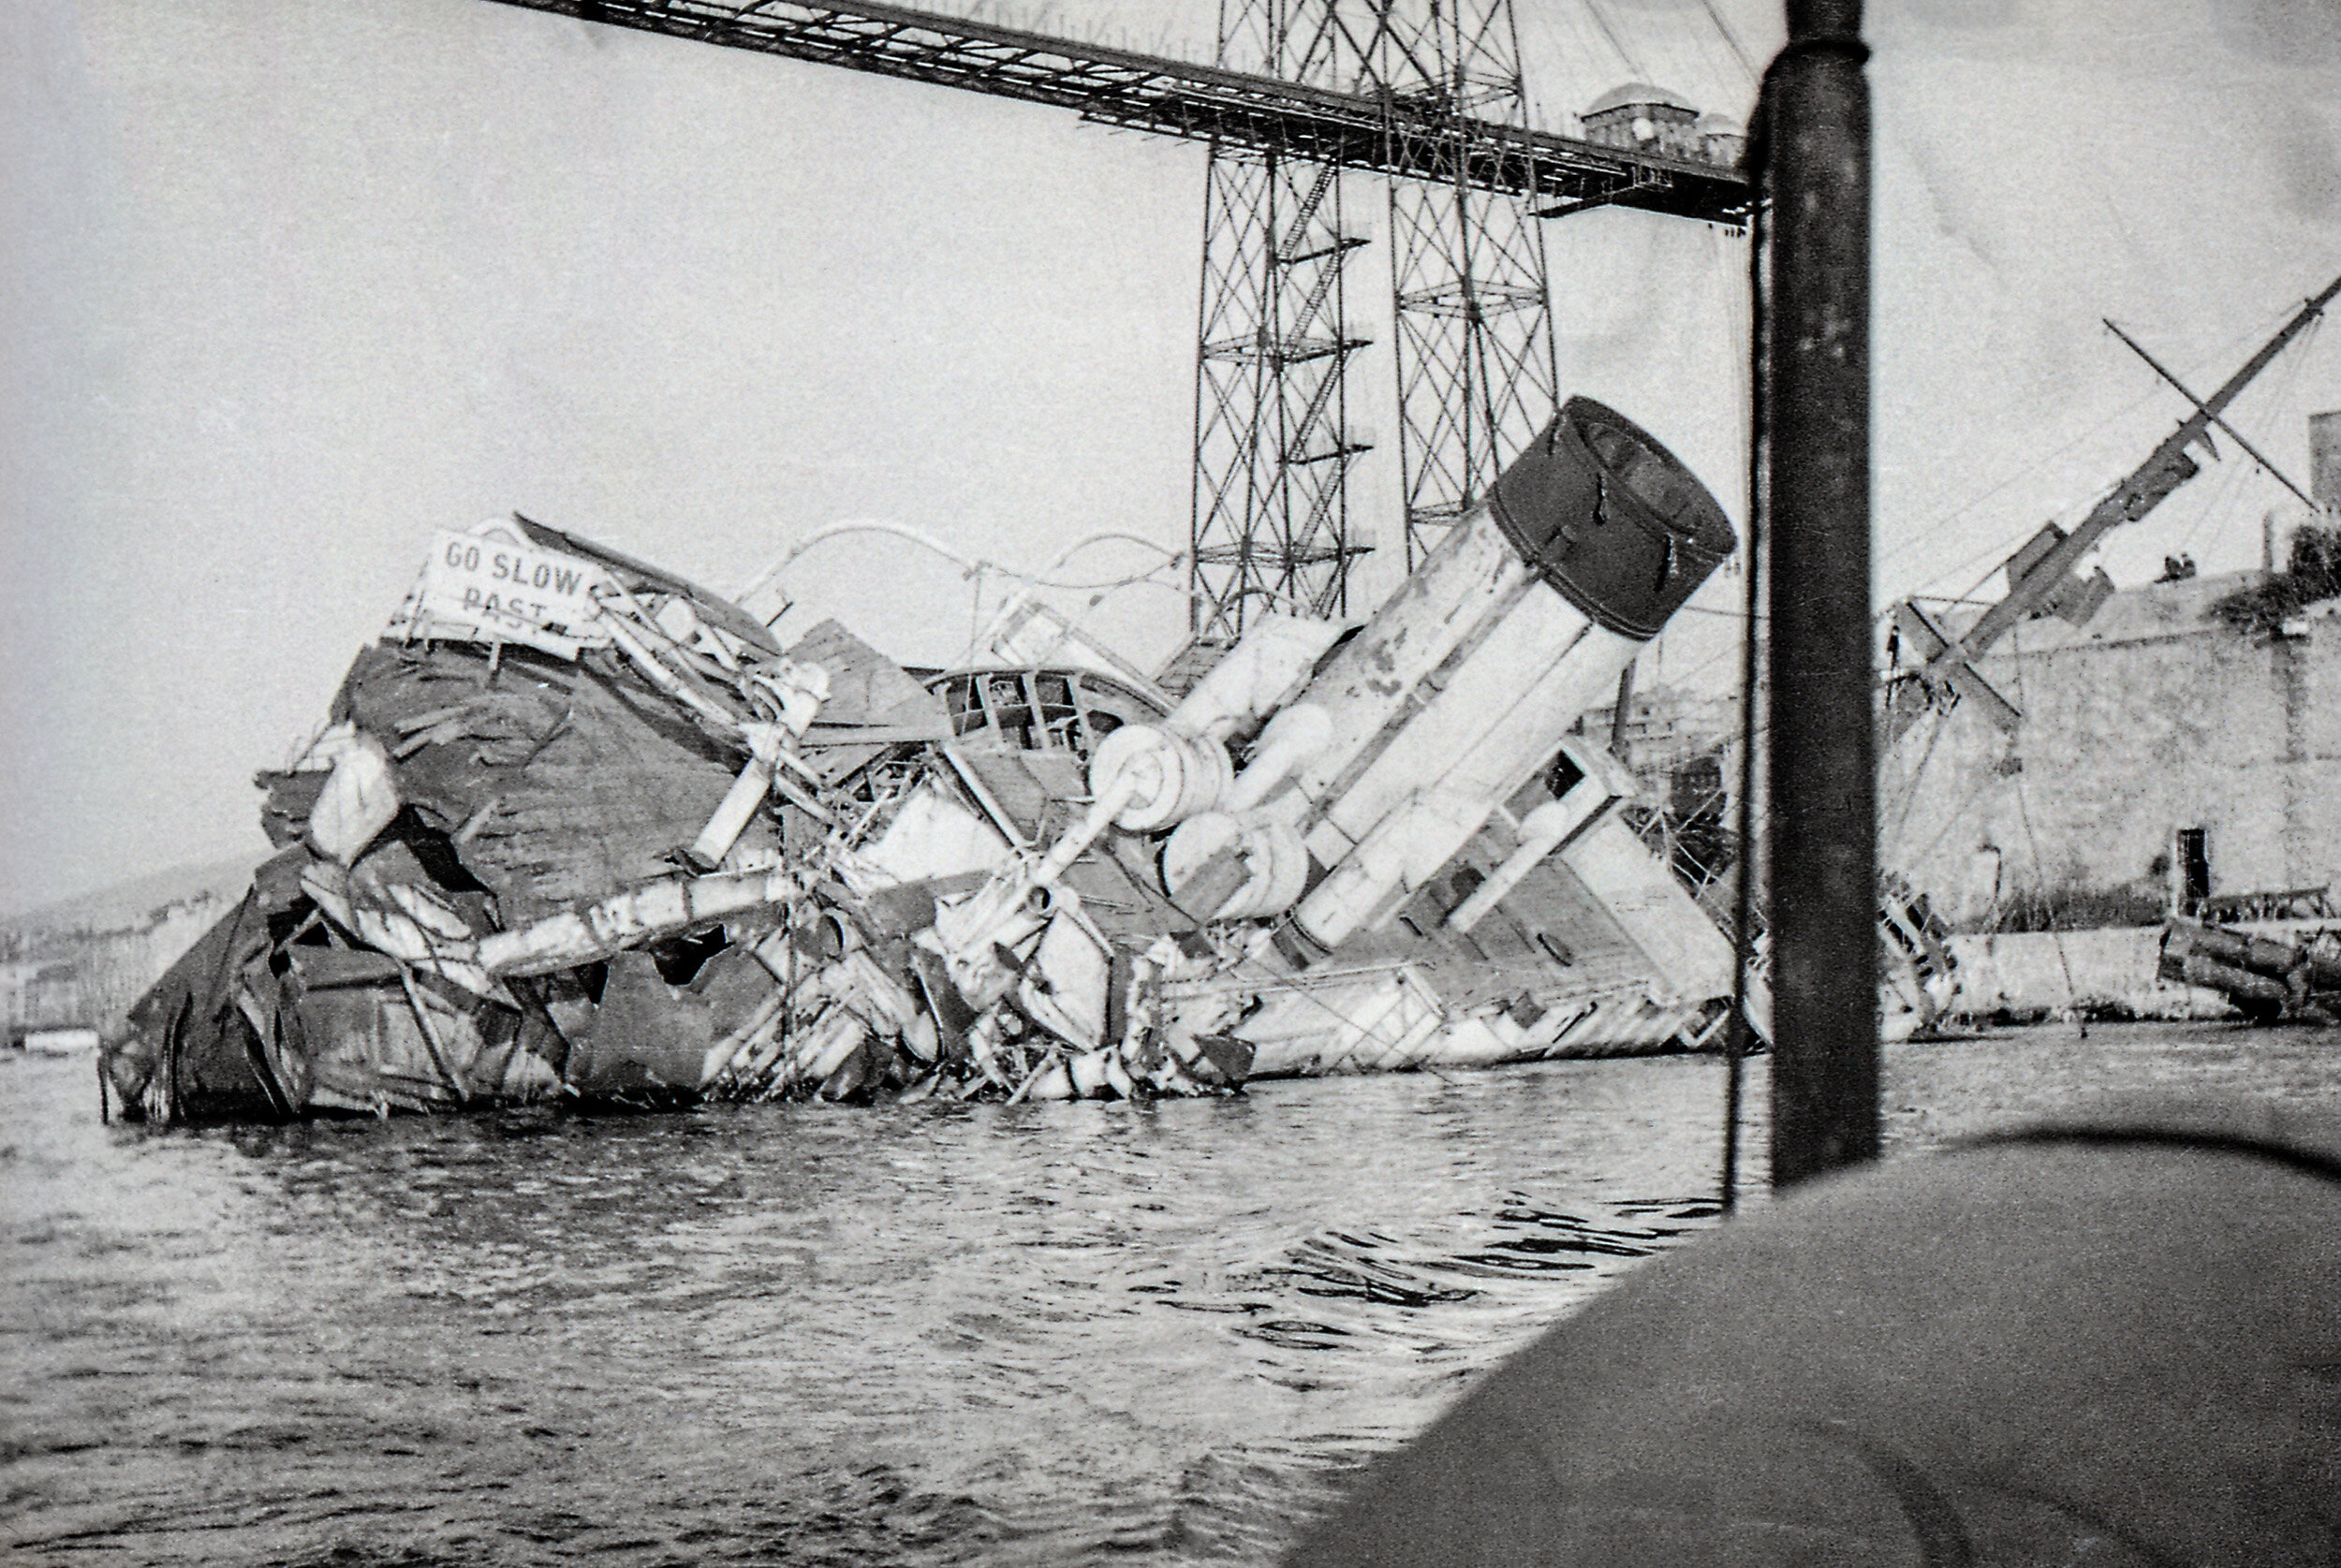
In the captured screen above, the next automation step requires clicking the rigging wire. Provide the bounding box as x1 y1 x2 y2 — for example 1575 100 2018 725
738 518 1254 683
2167 322 2323 565
1880 703 1949 862
1876 300 2318 598
1696 0 1759 81
1524 5 1632 127
1906 522 2077 621
1580 0 1650 82
1876 373 2173 592
1664 3 1736 110
1873 391 2159 587
1718 91 1768 1217
2168 427 2259 564
1899 742 1991 873
736 520 1186 604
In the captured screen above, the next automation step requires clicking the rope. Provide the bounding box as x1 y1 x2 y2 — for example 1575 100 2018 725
2003 623 2084 1038
735 520 1192 608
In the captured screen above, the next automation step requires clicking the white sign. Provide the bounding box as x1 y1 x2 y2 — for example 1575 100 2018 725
417 529 611 653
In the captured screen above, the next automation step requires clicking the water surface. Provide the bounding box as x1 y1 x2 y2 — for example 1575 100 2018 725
7 1021 2335 1564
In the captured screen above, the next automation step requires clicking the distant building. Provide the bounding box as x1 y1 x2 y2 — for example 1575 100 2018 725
3 960 86 1041
1583 682 1738 801
1581 82 1708 163
1695 112 1747 169
2 891 231 1046
2270 406 2341 569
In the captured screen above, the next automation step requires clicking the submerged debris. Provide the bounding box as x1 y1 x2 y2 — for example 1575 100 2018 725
108 400 1757 1125
2159 918 2341 1024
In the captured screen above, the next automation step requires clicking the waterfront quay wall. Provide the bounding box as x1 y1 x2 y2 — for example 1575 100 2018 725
1884 571 2341 929
1940 928 2233 1021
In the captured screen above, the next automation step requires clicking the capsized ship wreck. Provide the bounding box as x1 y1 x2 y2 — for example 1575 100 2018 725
105 397 1756 1124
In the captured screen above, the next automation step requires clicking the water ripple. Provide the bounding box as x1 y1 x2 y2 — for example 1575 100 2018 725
8 1022 2337 1564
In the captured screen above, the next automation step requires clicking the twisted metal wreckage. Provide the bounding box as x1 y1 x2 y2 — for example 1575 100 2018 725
105 398 1761 1124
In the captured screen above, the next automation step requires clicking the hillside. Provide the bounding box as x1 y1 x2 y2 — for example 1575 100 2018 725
2 855 258 938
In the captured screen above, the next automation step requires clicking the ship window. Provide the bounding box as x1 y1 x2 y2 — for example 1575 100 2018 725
944 675 990 740
1034 672 1080 750
1547 750 1586 801
986 674 1036 748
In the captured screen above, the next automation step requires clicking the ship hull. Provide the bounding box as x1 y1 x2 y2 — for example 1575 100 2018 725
105 403 1751 1124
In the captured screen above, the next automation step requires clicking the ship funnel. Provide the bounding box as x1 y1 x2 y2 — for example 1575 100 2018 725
1491 398 1736 638
1258 397 1733 951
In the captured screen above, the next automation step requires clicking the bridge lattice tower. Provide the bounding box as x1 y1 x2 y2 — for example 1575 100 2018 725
1191 0 1557 642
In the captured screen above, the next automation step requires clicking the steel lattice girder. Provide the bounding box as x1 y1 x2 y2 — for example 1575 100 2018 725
475 0 1748 223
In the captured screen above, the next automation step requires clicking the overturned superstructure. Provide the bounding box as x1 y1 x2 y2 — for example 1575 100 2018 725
105 398 1751 1124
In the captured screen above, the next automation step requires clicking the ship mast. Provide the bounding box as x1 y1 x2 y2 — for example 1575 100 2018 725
1884 270 2341 747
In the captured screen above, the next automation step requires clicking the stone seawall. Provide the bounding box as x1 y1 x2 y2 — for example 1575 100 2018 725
1883 574 2341 931
1942 928 2236 1020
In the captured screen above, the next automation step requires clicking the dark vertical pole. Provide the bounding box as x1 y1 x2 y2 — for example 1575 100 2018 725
1719 158 1769 1215
1763 0 1877 1187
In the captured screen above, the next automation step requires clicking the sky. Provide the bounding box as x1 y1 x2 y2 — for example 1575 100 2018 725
4 0 2338 915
